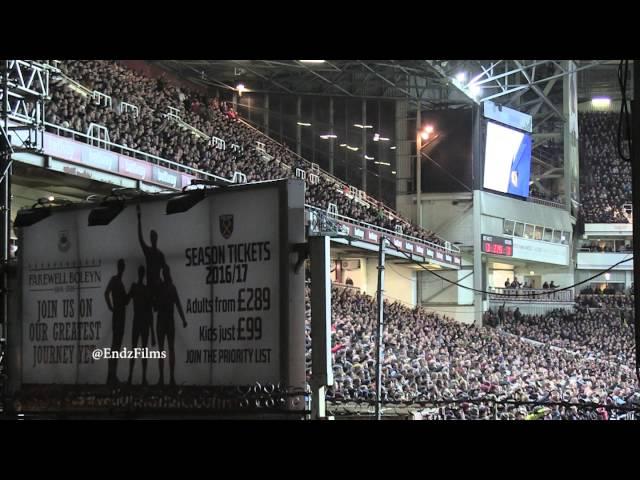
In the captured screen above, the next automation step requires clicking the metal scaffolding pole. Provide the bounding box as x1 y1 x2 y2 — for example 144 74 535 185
264 93 269 137
416 107 423 226
375 236 387 420
0 60 48 412
0 61 15 414
311 99 316 163
310 236 332 419
296 96 302 157
329 97 334 174
377 100 382 200
344 104 349 184
1 62 10 384
362 99 367 192
632 59 640 384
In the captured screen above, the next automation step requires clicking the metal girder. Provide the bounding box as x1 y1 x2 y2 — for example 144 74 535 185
536 111 557 130
532 132 562 141
529 73 560 117
425 59 479 104
1 60 47 155
426 60 608 122
0 90 41 124
5 60 50 98
155 59 613 109
175 61 237 91
531 155 556 170
388 60 417 77
358 61 412 98
472 60 549 88
536 167 563 180
512 60 564 121
479 85 530 103
232 61 294 94
295 61 353 96
531 179 551 196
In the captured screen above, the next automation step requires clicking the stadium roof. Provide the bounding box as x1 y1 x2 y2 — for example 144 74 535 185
152 60 625 129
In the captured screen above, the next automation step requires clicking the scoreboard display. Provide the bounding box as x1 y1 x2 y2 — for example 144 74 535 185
481 234 513 256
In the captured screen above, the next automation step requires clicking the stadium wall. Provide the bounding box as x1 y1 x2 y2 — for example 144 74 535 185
395 192 474 247
512 264 574 290
363 259 416 307
425 305 476 325
480 191 573 233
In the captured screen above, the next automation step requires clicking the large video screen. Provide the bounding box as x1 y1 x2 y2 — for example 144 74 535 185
483 121 532 197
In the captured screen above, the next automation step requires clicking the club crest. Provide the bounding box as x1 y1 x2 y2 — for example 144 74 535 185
58 230 71 252
219 214 234 239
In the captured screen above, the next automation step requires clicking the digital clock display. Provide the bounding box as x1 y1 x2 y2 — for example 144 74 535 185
481 234 513 256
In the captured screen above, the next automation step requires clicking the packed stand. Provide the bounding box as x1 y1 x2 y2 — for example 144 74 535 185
304 286 639 419
580 285 625 295
579 112 632 223
575 292 634 309
492 303 635 366
305 183 443 245
580 240 632 252
46 60 446 248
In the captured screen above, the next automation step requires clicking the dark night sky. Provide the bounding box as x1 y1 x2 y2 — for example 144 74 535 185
420 109 473 193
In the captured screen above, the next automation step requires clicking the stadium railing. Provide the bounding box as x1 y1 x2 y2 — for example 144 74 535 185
43 121 231 183
238 118 454 248
527 196 565 209
44 68 457 249
332 282 361 292
47 65 456 249
306 204 460 256
488 287 573 302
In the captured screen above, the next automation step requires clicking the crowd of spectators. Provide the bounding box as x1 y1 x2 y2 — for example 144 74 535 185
579 112 632 223
580 285 624 295
304 285 639 420
49 60 292 182
580 240 632 252
498 277 558 290
575 292 634 309
495 303 634 365
46 60 446 248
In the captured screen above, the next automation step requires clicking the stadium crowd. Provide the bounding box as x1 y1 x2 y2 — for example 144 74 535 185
33 61 640 420
575 292 634 309
496 298 634 365
304 286 639 420
45 60 446 247
580 285 625 295
579 111 632 223
580 240 633 252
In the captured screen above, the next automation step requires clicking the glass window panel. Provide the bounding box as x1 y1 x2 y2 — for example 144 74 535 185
514 223 524 237
504 220 515 235
534 226 544 240
524 224 535 239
